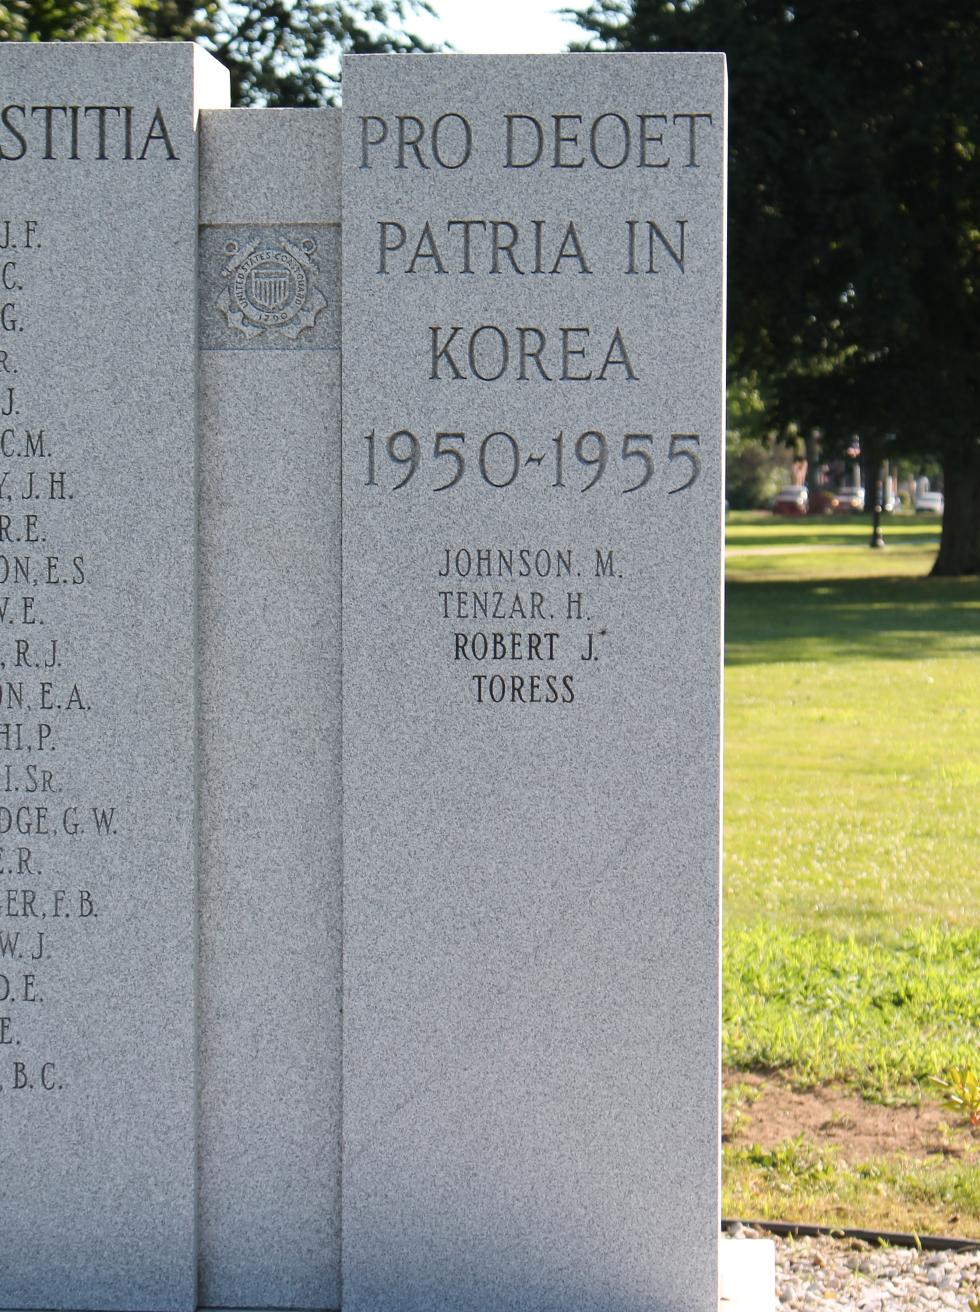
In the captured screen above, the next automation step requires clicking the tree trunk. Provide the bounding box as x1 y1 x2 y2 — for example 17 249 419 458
803 432 816 483
931 440 980 576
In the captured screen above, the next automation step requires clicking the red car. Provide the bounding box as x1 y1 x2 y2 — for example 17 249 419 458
772 486 808 516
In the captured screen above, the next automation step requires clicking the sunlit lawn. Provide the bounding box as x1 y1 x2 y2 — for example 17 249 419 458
722 510 980 1233
725 512 979 934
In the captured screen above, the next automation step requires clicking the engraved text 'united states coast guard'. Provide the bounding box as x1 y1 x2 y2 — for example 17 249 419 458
217 235 327 340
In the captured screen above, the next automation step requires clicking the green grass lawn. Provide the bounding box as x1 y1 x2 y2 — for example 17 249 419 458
723 1135 980 1236
722 510 980 1233
725 512 979 935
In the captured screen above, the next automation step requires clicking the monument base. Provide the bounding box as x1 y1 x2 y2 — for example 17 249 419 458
720 1237 777 1312
4 1242 775 1312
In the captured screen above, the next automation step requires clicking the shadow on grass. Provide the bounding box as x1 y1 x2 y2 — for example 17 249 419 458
726 573 980 665
726 522 941 552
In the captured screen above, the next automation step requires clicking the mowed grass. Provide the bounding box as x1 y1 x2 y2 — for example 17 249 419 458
722 511 980 1232
724 1137 980 1237
726 514 944 581
724 924 980 1099
725 513 979 934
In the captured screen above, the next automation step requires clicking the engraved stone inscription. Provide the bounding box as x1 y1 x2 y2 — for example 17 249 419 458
0 42 228 1312
0 212 101 1099
342 53 726 1312
200 224 340 351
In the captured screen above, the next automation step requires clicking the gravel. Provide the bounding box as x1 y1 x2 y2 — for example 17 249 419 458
729 1224 980 1311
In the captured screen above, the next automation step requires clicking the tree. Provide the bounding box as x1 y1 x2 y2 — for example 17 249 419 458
0 0 141 40
573 0 980 574
142 0 436 106
1 0 435 106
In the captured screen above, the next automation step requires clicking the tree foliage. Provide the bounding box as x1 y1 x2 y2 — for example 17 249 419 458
573 0 980 573
144 0 435 106
1 0 435 105
0 0 142 40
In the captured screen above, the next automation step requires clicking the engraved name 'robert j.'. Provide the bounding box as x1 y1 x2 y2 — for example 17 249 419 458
0 105 177 161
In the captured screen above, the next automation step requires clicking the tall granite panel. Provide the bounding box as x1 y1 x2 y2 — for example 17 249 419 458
0 43 228 1311
198 108 343 1310
341 53 726 1312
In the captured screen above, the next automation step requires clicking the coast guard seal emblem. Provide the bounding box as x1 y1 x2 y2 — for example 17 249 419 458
217 235 327 341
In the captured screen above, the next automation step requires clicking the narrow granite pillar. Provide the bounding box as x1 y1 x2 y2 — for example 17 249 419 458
341 52 726 1312
0 42 227 1311
197 108 343 1309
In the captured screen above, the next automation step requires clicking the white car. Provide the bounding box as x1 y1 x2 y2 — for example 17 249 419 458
914 491 944 514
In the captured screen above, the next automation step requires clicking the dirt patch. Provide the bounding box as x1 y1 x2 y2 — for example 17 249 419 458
723 1071 980 1164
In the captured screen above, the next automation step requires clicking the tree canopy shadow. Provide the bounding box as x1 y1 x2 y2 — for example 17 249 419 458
725 575 980 666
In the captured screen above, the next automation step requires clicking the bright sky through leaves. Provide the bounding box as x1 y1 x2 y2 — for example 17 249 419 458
411 0 587 53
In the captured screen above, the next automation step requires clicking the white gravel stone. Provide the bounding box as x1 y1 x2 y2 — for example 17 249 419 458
730 1227 980 1312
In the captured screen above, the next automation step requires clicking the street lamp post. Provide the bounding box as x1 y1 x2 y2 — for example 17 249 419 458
869 437 894 550
870 482 885 548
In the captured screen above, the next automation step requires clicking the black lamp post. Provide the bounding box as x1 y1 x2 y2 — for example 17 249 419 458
870 484 885 548
869 434 894 550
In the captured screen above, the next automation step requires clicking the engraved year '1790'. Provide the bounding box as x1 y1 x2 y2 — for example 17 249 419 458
363 427 701 494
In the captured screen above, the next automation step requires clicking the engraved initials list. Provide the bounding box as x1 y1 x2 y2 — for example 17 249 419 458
0 217 113 1097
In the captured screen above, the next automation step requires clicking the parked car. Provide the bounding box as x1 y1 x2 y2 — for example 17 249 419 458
915 490 944 514
834 486 864 513
772 486 808 517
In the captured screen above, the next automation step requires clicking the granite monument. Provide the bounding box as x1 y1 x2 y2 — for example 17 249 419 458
0 40 728 1312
